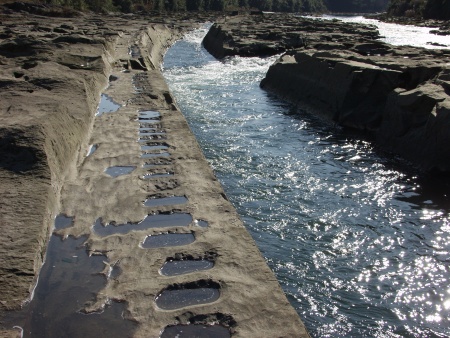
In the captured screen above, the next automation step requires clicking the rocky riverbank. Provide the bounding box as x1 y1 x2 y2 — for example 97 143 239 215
0 4 311 338
203 13 450 173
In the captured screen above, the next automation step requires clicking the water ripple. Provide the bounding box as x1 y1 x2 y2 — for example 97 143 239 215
163 23 450 338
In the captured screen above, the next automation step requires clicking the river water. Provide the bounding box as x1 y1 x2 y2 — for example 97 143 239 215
162 20 450 338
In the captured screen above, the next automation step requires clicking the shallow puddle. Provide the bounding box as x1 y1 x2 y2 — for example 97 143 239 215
141 152 170 159
141 233 195 248
155 281 220 310
141 145 169 152
144 196 188 207
104 166 136 177
93 213 192 237
86 144 98 157
160 324 230 338
194 220 209 228
160 260 214 276
54 214 74 230
142 172 174 179
96 94 121 116
7 235 137 337
139 110 160 119
129 45 141 58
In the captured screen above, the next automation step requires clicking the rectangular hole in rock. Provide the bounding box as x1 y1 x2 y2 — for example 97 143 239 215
160 324 230 338
144 196 188 207
155 280 220 310
141 233 195 248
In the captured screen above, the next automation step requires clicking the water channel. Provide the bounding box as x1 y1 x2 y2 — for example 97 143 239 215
162 19 450 337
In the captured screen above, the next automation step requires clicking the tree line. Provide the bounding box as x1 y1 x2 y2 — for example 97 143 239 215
387 0 450 19
40 0 449 18
41 0 326 13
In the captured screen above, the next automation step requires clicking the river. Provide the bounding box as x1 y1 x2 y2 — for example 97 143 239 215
162 19 450 337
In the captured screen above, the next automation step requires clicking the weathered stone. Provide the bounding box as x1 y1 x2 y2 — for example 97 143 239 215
203 13 450 172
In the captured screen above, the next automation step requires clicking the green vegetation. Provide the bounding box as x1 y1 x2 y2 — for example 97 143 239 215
324 0 390 12
387 0 450 19
37 0 326 12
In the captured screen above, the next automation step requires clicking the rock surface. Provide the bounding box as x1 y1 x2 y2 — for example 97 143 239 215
0 4 310 338
203 14 450 172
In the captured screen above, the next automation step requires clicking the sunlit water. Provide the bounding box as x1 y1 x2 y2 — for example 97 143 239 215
318 15 450 49
162 23 450 337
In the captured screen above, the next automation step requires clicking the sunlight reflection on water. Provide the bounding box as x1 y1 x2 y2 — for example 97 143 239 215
163 22 450 337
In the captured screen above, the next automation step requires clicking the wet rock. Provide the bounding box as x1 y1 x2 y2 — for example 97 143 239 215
203 13 450 172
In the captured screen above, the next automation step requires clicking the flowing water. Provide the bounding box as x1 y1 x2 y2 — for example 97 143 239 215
162 22 450 338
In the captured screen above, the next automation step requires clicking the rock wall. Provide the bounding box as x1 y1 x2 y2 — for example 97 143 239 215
261 43 450 172
0 8 114 312
202 14 450 173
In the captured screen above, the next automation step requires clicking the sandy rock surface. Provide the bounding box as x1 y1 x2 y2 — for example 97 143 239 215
203 13 450 172
0 4 310 337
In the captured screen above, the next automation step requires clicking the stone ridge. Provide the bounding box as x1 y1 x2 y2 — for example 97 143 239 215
0 5 311 338
203 14 450 173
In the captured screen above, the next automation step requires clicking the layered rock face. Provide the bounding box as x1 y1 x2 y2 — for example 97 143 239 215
0 5 311 338
0 5 114 312
203 14 450 172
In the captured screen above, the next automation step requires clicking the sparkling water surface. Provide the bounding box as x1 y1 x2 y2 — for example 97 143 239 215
162 22 450 337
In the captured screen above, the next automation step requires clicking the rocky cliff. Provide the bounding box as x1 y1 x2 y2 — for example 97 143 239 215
202 14 450 173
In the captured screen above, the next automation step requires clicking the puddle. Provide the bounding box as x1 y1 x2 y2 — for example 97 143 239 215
141 233 195 248
142 172 174 179
104 166 136 177
144 196 188 207
109 264 122 279
160 260 214 276
86 144 98 157
155 280 220 310
139 134 167 142
141 152 170 159
139 131 164 137
141 145 169 152
129 45 141 58
6 235 137 337
96 94 121 116
194 220 209 228
160 324 231 338
139 110 160 119
93 213 193 237
54 214 74 230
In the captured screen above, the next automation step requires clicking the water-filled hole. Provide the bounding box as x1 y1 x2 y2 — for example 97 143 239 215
141 144 169 152
104 166 136 177
141 233 195 248
142 172 174 179
144 196 188 207
129 45 141 58
93 213 192 237
160 324 230 338
160 259 214 276
155 280 220 310
141 152 170 159
194 220 209 228
96 94 121 116
86 144 98 157
6 235 136 336
54 214 74 230
139 110 160 119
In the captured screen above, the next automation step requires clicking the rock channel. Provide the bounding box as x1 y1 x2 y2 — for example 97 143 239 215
203 13 450 173
0 5 309 338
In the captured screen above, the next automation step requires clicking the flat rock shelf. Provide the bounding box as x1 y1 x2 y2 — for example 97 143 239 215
0 5 310 338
